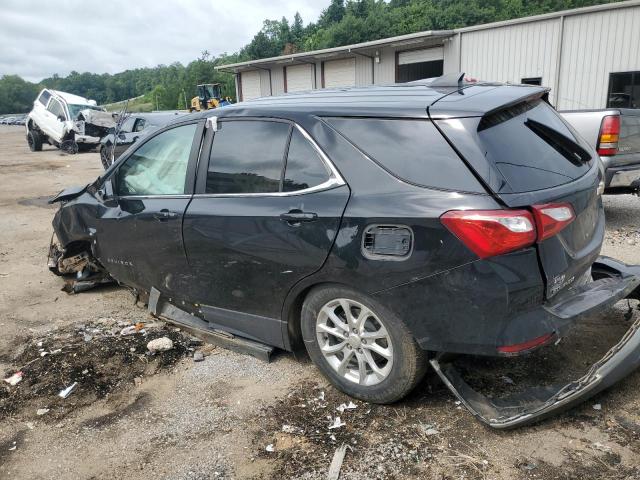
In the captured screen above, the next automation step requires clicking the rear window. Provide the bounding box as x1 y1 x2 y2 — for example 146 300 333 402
477 99 593 192
324 117 483 192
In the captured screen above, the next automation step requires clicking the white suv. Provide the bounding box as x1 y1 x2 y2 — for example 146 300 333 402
26 89 111 153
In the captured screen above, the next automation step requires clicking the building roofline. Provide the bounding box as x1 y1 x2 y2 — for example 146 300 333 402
216 1 640 71
215 30 454 71
456 0 640 33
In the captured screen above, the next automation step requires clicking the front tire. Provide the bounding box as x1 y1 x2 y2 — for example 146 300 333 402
27 130 43 151
301 285 427 404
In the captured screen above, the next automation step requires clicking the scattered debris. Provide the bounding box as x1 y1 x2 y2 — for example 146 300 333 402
327 444 348 480
4 371 23 386
501 375 515 385
281 424 302 434
336 401 357 413
265 444 275 453
193 351 205 362
36 408 50 416
328 416 346 430
147 337 174 353
120 325 138 336
592 442 612 452
593 403 602 410
58 382 78 399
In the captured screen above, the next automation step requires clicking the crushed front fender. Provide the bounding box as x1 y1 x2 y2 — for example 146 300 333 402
432 256 640 429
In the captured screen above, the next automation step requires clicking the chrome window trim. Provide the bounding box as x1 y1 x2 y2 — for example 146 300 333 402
194 121 347 198
118 194 192 200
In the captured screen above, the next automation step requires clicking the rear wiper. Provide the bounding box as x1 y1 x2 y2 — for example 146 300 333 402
525 118 591 166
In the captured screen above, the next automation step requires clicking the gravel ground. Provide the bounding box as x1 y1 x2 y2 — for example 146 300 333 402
1 125 640 479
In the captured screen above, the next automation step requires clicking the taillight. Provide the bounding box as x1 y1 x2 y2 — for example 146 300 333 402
497 332 555 354
597 115 620 156
531 203 575 241
440 210 536 259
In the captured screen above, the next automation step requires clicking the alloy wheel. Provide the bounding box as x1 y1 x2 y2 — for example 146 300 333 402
316 298 393 386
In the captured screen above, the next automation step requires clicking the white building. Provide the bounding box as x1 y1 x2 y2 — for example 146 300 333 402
216 0 640 110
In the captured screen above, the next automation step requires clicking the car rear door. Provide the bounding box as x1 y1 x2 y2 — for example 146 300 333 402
183 117 349 346
434 93 603 299
44 98 66 140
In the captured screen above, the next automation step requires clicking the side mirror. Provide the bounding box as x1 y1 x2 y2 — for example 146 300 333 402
57 115 66 122
97 178 117 206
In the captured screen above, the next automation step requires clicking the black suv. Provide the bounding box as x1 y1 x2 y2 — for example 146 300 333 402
50 75 640 428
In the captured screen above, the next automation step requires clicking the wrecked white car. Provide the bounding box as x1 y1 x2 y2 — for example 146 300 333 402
26 89 116 153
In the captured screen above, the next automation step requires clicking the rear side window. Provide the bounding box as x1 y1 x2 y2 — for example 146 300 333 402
38 90 51 106
283 129 331 192
324 117 483 192
477 99 592 192
206 120 290 194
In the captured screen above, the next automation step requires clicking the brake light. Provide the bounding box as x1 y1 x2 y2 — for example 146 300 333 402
440 210 536 259
597 115 620 156
497 333 554 354
531 203 575 241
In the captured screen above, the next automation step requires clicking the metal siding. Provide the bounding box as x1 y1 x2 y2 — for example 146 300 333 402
375 47 396 84
460 18 560 103
259 69 271 96
271 66 285 96
324 58 356 87
558 6 640 109
355 55 373 86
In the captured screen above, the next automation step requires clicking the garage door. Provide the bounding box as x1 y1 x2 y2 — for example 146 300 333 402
323 58 356 88
397 47 444 83
240 70 261 101
286 64 314 92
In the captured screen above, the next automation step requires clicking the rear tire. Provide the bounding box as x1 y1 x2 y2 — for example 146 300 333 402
27 130 42 151
301 285 428 404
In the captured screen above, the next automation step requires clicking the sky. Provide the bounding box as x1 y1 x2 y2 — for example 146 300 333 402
0 0 328 82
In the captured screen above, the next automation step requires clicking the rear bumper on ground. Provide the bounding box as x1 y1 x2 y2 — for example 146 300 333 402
432 256 640 429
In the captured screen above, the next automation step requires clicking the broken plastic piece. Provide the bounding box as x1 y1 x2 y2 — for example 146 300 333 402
4 371 23 386
58 382 78 399
328 416 346 430
327 444 348 480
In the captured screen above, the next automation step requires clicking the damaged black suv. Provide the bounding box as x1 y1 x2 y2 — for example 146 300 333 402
49 74 640 428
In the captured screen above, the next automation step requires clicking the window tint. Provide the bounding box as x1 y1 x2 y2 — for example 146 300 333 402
47 99 65 119
38 90 51 106
116 123 197 196
206 120 291 194
325 117 482 192
283 129 330 192
477 99 592 192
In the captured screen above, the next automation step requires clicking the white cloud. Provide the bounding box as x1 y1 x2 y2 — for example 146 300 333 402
0 0 328 81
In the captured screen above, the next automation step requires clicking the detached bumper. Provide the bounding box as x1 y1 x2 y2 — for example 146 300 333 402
432 256 640 429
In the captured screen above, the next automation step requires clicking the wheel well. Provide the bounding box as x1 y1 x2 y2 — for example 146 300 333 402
62 240 93 258
285 281 349 354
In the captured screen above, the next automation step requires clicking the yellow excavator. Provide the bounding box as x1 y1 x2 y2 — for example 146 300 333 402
189 83 231 112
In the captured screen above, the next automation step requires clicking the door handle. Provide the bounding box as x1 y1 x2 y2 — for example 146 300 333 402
153 209 179 221
280 211 318 223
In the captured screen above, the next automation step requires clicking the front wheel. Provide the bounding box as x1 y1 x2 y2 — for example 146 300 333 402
301 285 428 404
27 130 43 151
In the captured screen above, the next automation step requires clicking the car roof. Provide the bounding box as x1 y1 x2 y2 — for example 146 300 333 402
48 89 94 106
185 82 548 120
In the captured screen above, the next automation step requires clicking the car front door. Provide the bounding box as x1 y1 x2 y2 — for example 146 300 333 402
93 120 204 296
44 98 66 140
183 118 350 347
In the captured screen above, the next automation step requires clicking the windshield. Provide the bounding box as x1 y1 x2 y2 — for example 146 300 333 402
205 85 219 98
68 104 104 119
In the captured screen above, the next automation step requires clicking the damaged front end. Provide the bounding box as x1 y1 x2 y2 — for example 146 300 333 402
48 186 113 293
433 257 640 429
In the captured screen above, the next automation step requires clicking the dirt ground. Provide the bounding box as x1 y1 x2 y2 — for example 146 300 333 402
1 124 640 479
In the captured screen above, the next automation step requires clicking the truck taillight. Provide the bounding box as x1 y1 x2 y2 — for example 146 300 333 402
597 115 620 156
531 203 575 241
440 210 536 259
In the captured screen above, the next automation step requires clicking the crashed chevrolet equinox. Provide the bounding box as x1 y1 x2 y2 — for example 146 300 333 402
48 73 640 428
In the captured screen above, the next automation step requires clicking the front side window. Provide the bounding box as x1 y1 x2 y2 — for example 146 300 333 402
47 99 65 119
116 123 197 196
206 120 291 194
283 129 330 192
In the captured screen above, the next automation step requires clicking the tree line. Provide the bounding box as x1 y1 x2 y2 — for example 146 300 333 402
0 0 616 114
